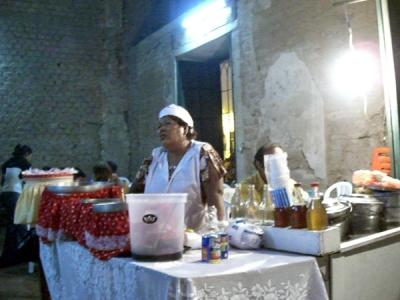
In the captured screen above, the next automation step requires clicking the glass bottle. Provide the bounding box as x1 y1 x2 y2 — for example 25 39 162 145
310 181 320 198
307 196 328 230
258 184 274 223
244 184 259 222
230 184 242 219
290 183 307 228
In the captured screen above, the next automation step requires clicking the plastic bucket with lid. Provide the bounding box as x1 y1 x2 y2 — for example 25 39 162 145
126 193 187 261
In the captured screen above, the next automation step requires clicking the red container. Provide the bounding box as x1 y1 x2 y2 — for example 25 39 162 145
290 205 307 229
274 207 290 227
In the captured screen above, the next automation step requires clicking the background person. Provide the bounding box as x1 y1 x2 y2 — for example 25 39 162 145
107 160 131 192
130 104 226 232
92 162 113 182
73 167 87 182
0 144 33 267
241 144 297 203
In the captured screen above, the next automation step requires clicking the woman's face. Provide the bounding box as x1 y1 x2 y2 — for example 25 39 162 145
158 116 187 148
25 153 32 162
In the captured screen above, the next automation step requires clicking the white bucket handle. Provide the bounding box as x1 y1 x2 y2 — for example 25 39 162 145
323 181 353 202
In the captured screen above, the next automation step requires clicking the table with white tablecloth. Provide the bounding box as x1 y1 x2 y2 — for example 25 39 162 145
40 240 328 300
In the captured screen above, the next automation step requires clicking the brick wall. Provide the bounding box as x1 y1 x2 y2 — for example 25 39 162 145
0 0 130 178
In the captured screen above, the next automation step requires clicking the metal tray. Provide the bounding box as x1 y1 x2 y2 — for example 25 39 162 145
81 198 121 204
47 182 113 194
92 201 127 213
368 184 398 192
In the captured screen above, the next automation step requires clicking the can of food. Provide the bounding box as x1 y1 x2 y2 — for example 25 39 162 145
201 234 221 263
219 232 229 259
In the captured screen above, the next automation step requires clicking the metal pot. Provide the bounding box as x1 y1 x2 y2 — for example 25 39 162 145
339 194 384 236
324 200 352 241
373 191 400 229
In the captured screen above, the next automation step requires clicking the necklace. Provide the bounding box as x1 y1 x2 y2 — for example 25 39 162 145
168 164 177 172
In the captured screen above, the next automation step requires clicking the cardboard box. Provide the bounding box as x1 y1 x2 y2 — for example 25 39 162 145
262 225 341 256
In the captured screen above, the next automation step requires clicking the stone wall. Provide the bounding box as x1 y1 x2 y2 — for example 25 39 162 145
126 27 178 174
0 0 386 184
0 0 130 177
233 0 385 186
125 0 387 186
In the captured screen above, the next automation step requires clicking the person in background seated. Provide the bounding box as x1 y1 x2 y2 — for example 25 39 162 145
130 104 226 233
0 144 33 267
107 161 131 192
73 167 87 182
92 162 113 182
92 162 128 197
241 144 297 203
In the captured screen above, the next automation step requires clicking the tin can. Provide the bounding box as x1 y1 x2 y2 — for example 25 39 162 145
219 232 229 259
201 234 221 263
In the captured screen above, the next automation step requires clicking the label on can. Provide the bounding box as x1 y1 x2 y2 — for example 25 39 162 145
219 233 229 259
202 234 221 263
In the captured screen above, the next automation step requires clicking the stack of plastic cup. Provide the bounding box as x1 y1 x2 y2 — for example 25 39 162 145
264 152 291 189
264 153 292 206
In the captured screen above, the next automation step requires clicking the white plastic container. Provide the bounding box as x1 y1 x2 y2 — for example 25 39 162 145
126 193 187 261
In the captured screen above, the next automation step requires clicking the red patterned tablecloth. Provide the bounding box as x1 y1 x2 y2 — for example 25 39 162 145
37 185 130 260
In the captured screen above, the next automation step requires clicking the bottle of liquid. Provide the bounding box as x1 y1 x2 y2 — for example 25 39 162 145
258 184 274 223
307 196 328 230
290 183 307 228
244 184 259 222
230 184 242 219
310 181 320 198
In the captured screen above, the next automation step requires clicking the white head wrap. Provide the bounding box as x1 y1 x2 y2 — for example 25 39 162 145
159 104 194 127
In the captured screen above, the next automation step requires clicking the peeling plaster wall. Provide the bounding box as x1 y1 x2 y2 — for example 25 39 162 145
233 0 386 187
126 0 387 186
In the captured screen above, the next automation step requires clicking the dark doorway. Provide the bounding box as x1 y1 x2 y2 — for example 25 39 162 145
178 60 224 157
177 34 236 183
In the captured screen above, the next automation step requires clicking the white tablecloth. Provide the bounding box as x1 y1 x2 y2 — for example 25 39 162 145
40 241 328 300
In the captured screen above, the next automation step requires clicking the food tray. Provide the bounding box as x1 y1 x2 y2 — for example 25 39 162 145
93 201 127 213
23 173 74 179
47 182 113 194
367 184 398 192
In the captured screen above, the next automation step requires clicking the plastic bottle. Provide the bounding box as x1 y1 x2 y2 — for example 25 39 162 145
307 196 328 230
290 183 307 228
244 184 259 222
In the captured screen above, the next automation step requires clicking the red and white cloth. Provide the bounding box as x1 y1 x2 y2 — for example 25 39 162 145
37 185 130 260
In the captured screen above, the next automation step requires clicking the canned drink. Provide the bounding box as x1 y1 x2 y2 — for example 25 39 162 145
202 234 221 263
219 232 229 259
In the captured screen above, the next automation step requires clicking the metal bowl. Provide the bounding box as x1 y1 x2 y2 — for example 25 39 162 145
47 181 113 194
92 201 127 213
349 215 383 234
81 198 121 204
339 194 384 215
339 194 384 235
324 200 352 240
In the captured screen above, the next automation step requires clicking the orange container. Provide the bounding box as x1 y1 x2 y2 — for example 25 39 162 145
371 147 391 175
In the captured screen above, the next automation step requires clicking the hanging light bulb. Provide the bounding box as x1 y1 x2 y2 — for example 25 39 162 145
332 48 380 99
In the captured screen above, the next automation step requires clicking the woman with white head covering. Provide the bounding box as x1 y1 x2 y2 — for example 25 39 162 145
131 104 226 232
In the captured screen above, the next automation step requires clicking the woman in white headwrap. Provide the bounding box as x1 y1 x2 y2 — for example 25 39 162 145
131 104 226 232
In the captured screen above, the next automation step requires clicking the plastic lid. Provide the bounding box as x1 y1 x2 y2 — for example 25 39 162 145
324 200 351 217
339 194 383 204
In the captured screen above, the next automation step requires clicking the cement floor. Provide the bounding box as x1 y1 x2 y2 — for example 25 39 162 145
0 227 41 300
